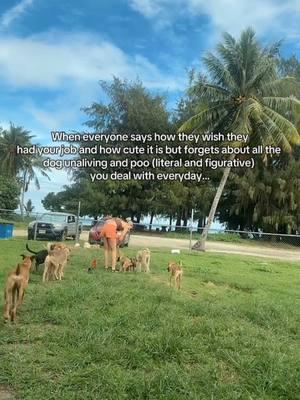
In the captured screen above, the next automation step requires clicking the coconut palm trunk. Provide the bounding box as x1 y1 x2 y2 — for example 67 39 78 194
193 155 234 251
20 169 27 218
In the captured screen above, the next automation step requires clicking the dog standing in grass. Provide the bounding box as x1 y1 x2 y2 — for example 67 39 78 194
3 255 34 322
43 247 70 282
167 261 183 290
136 248 151 272
25 243 48 272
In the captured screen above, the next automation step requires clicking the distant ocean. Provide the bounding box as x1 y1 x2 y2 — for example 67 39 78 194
80 214 225 231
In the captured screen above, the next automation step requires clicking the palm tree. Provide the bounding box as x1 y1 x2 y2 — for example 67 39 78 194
24 199 35 217
0 123 50 216
180 28 300 251
0 124 34 176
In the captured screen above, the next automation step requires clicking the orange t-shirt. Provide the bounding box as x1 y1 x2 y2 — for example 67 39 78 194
99 219 118 239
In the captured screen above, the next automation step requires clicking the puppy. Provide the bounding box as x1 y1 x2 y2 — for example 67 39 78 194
167 260 183 290
3 255 34 322
136 248 151 272
43 247 70 282
26 243 48 272
120 256 136 272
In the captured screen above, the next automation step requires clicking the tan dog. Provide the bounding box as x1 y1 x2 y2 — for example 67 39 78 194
167 261 183 290
3 255 34 322
136 248 151 272
43 247 70 282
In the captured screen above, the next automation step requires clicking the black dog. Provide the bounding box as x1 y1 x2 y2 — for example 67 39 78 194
25 244 48 272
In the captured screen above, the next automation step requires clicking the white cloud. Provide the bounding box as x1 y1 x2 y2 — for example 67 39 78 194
0 31 186 134
0 31 185 91
0 0 34 29
130 0 164 18
129 0 300 39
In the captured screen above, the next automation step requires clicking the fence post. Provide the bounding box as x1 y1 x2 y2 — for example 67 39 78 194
33 213 38 240
189 209 194 251
75 201 81 242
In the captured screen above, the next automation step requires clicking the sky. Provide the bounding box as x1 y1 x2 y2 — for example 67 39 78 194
1 0 300 212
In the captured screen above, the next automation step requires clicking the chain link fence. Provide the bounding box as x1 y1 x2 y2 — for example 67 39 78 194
1 208 300 251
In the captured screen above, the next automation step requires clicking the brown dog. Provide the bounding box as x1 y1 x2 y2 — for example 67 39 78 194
3 255 34 322
43 247 70 282
120 256 136 272
167 261 183 290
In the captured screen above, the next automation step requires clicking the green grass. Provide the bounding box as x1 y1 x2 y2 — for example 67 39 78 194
0 238 299 400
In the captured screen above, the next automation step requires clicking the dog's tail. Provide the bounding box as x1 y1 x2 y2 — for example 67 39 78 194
26 243 38 254
179 260 183 268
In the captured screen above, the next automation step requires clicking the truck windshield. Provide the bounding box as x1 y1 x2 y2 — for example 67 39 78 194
40 214 66 223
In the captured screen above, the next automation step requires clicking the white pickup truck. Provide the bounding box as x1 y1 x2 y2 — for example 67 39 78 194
27 212 82 241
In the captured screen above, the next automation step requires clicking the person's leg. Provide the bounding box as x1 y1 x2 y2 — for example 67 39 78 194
108 238 117 271
103 237 110 270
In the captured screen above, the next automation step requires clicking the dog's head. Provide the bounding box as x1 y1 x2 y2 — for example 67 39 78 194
20 254 35 268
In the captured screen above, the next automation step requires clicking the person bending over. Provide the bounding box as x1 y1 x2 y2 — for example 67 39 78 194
98 217 133 271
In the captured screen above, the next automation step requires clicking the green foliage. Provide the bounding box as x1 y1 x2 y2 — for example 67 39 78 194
279 55 300 80
0 174 20 210
220 157 300 233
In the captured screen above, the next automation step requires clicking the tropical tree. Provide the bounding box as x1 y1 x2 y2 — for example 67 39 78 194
0 123 50 216
74 77 172 221
0 124 34 176
180 28 300 251
24 199 35 216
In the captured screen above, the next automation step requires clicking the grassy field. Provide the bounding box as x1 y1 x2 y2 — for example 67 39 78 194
0 238 299 400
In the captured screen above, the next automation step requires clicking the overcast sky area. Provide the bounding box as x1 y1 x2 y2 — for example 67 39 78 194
1 0 300 212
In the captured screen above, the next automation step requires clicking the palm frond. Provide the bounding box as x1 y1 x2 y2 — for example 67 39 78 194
263 96 300 114
202 53 237 91
178 102 231 132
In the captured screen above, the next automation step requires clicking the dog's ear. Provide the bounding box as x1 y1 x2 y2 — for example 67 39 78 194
30 255 36 261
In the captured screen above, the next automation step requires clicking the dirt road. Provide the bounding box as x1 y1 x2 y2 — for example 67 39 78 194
13 229 300 261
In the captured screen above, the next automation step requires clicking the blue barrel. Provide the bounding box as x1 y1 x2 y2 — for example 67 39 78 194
0 223 14 239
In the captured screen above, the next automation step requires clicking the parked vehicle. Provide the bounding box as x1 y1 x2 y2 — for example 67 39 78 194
89 219 130 247
27 212 82 241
